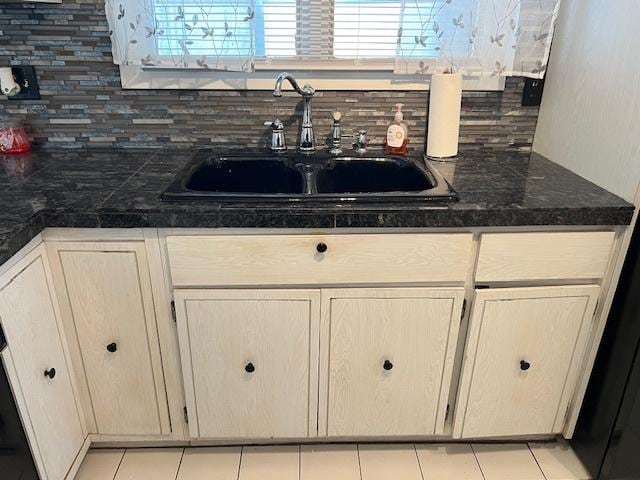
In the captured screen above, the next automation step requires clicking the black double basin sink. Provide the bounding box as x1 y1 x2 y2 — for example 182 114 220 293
162 152 458 203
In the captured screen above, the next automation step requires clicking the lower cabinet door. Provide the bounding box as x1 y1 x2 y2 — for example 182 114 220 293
454 285 600 439
174 289 320 439
0 249 86 480
48 242 171 437
319 287 466 437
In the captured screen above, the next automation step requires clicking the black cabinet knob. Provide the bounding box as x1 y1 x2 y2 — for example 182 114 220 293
245 362 256 373
44 368 56 379
383 360 394 371
316 242 328 253
107 342 118 353
520 360 531 371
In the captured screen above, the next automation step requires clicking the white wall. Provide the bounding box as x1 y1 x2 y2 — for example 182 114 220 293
533 0 640 203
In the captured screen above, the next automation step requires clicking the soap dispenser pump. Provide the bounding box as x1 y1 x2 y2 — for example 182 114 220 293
384 103 409 155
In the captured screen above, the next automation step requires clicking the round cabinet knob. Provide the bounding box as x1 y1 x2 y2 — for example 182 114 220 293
245 362 256 373
383 360 394 371
520 360 531 371
316 242 328 254
106 342 118 353
44 368 56 379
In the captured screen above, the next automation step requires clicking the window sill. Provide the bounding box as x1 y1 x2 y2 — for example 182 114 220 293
119 66 505 91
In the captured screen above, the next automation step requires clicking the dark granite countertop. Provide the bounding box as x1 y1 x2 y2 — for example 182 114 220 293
0 147 633 265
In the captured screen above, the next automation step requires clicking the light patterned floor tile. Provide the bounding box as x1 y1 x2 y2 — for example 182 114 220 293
473 443 545 480
177 447 242 480
300 444 360 480
75 449 125 480
114 448 183 480
358 444 422 480
416 444 483 480
239 445 300 480
529 440 592 480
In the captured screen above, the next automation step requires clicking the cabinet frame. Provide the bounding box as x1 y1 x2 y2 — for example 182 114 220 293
318 287 466 437
46 241 172 439
174 288 321 439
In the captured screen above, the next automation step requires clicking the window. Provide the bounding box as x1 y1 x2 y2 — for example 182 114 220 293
151 0 468 65
108 0 559 89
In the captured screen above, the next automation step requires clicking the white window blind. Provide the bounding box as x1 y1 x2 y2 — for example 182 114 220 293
106 0 560 78
333 0 402 59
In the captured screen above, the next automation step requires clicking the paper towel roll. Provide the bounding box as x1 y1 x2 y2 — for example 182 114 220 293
426 73 462 159
0 67 20 97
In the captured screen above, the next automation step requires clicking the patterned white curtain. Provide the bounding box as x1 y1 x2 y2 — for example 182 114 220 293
394 0 560 78
105 0 256 71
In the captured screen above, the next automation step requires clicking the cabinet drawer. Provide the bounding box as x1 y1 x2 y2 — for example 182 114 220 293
167 233 473 286
476 232 616 282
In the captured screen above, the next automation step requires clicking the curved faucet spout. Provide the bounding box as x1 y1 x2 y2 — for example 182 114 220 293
273 72 315 97
272 72 316 154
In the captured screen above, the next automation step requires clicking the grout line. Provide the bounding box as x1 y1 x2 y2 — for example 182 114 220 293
414 444 426 480
470 444 487 480
527 443 549 480
237 446 244 480
174 448 186 480
97 158 152 208
298 445 301 480
112 448 127 480
356 444 363 480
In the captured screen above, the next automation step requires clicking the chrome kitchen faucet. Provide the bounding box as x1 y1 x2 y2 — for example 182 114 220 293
273 72 315 154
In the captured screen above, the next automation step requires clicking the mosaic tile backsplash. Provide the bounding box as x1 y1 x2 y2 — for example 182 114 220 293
0 1 540 151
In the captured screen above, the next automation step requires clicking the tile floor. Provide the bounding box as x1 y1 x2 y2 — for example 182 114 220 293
75 440 592 480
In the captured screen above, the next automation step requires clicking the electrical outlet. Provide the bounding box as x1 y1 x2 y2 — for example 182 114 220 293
8 66 40 101
522 77 544 107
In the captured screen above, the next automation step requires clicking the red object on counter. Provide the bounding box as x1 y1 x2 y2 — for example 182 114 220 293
0 121 31 154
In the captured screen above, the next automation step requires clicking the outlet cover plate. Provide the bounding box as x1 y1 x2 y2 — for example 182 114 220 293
8 66 40 101
521 77 544 107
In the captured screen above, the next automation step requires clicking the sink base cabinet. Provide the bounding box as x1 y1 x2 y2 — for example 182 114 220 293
454 285 600 439
319 288 466 437
0 230 619 450
174 289 320 440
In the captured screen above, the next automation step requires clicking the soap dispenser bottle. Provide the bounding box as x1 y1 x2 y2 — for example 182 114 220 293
385 103 409 155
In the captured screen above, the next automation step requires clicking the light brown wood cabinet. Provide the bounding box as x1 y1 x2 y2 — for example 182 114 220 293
47 242 171 437
0 246 86 480
0 229 618 448
174 289 320 439
454 285 600 438
319 288 466 437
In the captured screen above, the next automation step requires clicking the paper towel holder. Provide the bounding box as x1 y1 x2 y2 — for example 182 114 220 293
424 71 464 163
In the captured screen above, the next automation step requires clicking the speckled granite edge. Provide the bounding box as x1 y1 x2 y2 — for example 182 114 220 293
0 205 632 266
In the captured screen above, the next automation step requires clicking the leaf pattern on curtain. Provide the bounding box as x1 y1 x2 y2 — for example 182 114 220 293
105 0 256 72
394 0 560 78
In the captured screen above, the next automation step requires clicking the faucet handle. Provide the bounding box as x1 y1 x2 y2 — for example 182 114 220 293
264 118 284 129
265 118 287 153
353 129 367 154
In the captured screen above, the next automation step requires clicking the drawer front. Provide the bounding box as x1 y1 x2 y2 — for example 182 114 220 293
167 234 473 286
476 232 616 282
